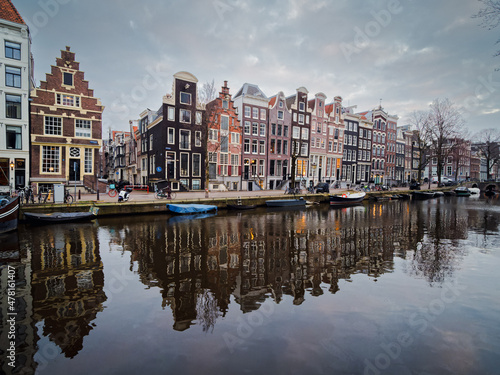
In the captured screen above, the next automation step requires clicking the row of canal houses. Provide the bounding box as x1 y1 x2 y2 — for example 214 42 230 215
107 71 410 193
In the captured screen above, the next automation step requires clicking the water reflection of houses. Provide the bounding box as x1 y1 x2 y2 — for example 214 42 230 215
0 231 36 375
29 223 105 358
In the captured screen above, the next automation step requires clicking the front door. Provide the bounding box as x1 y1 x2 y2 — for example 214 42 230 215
69 159 81 182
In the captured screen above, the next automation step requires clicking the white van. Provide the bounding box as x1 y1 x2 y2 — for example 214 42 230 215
432 176 451 184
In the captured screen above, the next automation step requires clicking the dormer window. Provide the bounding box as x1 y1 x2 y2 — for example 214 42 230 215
299 102 305 111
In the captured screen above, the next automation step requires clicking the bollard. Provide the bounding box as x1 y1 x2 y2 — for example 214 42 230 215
78 190 81 200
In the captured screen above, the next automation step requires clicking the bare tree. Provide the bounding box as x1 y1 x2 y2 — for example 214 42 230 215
408 110 432 183
449 138 471 182
428 98 465 184
474 128 500 179
473 0 500 67
199 79 217 104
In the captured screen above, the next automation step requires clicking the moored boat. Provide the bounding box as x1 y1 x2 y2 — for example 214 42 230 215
412 191 435 200
167 203 218 214
454 187 471 197
266 198 306 207
23 207 99 225
469 187 480 195
0 196 20 234
329 191 366 206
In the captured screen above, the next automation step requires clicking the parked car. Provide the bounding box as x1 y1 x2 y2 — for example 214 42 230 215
314 183 330 193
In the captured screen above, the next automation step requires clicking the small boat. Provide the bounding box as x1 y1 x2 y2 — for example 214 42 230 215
266 198 306 207
167 203 218 214
469 187 480 195
24 207 99 225
412 191 435 200
444 191 456 196
0 196 20 234
454 187 471 197
329 191 366 206
434 191 445 197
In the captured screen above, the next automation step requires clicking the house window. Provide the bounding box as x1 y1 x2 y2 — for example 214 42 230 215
168 128 175 144
180 153 189 177
244 106 251 117
230 132 240 144
301 128 309 140
277 139 282 154
209 129 218 141
42 146 60 173
150 134 153 149
252 140 258 154
196 111 202 124
180 92 191 105
259 140 265 154
252 107 259 119
260 123 266 136
252 122 258 135
75 119 91 138
180 130 191 149
168 106 175 121
56 94 80 107
195 131 202 147
6 126 21 149
279 101 283 108
298 114 305 124
278 110 284 120
192 179 201 190
6 94 21 119
5 41 21 60
292 126 300 138
283 125 288 137
283 140 288 155
6 66 21 88
301 143 308 156
244 139 250 153
84 148 93 173
193 153 201 177
44 116 62 135
244 121 251 134
223 100 229 109
271 123 276 136
221 115 229 131
63 72 73 86
180 109 191 123
259 159 265 176
221 136 228 152
299 102 305 111
260 109 266 120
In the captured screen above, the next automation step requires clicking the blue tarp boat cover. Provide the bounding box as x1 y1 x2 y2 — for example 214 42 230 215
167 204 218 214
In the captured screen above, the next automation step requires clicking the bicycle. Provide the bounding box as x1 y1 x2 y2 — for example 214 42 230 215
108 184 118 197
285 187 300 195
154 187 176 199
38 189 52 203
64 189 74 204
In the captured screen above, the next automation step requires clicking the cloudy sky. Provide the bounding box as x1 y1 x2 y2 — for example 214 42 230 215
14 0 500 135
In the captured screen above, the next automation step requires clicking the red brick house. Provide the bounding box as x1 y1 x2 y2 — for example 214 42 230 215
30 46 104 194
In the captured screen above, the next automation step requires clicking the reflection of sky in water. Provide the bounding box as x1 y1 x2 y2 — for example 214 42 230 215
5 198 500 375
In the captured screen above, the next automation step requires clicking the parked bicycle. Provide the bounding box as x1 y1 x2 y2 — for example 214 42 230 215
285 187 300 194
108 184 118 197
64 188 74 204
155 187 176 199
38 189 52 203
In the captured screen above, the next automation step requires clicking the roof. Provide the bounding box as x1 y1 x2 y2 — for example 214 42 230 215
268 95 277 108
0 0 25 24
234 83 268 99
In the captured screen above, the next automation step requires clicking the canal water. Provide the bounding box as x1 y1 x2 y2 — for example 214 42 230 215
1 196 500 375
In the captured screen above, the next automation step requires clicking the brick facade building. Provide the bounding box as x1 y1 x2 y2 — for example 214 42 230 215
30 46 104 193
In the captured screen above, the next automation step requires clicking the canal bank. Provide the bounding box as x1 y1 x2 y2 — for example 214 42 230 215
18 187 446 219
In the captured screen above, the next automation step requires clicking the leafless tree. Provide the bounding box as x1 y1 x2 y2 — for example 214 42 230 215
408 110 432 183
428 98 465 184
473 0 500 67
199 79 217 104
474 128 500 179
196 289 220 333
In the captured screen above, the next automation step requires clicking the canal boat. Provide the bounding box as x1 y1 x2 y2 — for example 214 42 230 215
329 191 366 206
265 198 306 207
454 187 471 197
469 187 480 195
23 207 99 225
0 196 20 234
167 203 218 214
411 191 435 200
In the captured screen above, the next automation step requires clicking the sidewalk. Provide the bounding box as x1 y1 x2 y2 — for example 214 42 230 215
74 186 411 204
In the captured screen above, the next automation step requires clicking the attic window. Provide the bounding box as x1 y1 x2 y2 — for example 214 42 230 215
279 101 283 108
63 72 73 86
299 102 305 111
180 92 191 105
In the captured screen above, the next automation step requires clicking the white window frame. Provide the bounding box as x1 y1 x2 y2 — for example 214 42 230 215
75 119 91 138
